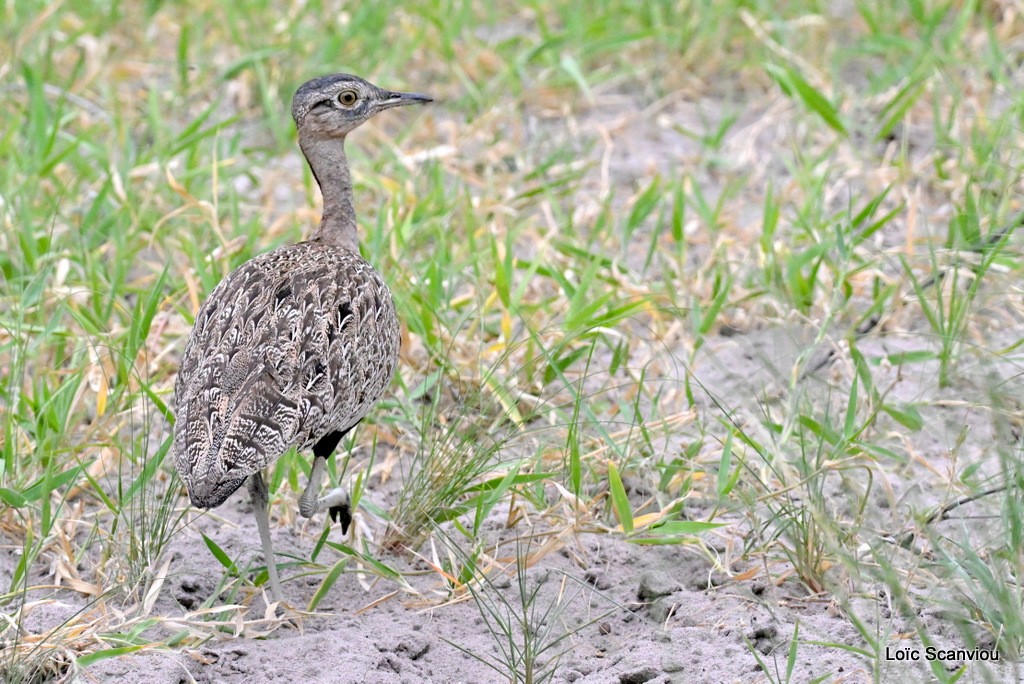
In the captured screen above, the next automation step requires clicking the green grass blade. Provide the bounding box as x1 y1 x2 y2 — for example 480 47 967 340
309 557 347 611
765 63 847 135
607 461 633 534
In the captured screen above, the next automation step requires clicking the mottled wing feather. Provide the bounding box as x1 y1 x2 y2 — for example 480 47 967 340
172 241 399 508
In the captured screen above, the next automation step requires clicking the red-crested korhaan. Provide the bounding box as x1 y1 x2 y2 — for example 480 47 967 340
173 74 431 601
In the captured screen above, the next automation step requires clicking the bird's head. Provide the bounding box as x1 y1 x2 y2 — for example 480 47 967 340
291 73 432 139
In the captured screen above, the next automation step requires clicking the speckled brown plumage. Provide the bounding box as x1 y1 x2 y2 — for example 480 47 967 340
173 243 399 507
171 74 431 601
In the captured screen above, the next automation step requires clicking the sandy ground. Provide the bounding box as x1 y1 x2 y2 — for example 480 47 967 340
7 321 1021 683
34 322 1015 684
6 82 1023 684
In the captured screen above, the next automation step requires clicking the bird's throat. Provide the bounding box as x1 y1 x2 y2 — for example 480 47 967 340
301 135 358 252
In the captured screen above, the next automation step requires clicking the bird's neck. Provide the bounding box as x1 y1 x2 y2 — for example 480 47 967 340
300 134 358 252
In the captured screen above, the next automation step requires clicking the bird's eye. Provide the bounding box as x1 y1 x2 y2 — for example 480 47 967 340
337 90 358 107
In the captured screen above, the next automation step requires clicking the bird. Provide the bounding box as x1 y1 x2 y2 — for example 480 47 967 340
172 73 432 602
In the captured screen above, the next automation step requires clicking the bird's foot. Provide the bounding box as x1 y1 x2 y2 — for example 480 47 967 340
321 487 352 535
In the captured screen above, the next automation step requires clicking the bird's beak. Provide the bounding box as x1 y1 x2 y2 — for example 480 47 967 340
378 90 433 111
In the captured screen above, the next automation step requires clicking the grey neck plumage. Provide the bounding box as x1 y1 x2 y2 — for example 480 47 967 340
299 134 358 252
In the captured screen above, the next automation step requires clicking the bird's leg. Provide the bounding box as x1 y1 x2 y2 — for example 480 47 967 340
248 471 283 602
298 455 352 534
298 455 326 517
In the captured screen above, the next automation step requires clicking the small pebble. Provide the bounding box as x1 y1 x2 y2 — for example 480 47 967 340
619 666 659 684
637 571 676 600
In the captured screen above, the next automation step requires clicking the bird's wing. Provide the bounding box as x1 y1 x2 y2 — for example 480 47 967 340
172 244 349 507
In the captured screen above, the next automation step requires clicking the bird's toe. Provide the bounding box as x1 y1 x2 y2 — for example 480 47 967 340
329 503 352 534
321 486 352 534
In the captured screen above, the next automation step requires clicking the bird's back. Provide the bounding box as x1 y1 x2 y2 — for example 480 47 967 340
172 241 399 508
